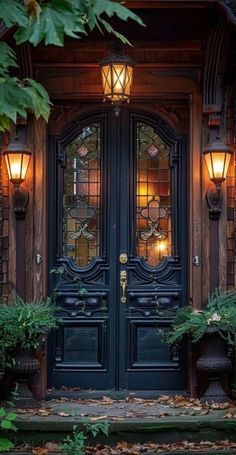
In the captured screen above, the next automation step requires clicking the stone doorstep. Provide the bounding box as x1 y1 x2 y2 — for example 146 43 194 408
7 416 236 445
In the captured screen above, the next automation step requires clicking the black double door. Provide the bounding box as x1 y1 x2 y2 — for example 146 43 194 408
48 107 187 391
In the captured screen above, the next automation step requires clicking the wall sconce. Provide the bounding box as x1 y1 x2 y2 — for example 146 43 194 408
4 137 31 219
100 52 134 113
203 138 232 220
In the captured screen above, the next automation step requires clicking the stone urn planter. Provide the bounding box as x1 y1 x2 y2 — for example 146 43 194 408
8 347 40 408
0 293 57 406
196 328 231 403
164 289 236 403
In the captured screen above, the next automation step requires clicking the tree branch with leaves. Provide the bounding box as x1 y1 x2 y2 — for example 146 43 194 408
0 0 144 131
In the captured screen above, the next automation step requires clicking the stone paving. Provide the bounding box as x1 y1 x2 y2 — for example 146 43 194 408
39 396 224 420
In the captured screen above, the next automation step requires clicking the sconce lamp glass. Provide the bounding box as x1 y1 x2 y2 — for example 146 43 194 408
4 137 31 188
203 139 233 220
203 140 233 187
100 53 134 103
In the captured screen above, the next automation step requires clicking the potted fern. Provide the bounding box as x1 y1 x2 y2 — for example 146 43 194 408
165 288 236 402
0 293 57 406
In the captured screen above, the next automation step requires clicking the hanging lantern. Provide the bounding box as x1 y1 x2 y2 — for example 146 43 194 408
100 53 134 103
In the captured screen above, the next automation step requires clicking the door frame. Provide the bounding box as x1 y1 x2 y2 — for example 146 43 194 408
25 96 201 396
46 106 195 392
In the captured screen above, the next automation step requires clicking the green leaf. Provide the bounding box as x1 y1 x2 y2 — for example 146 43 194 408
5 412 17 421
92 0 144 27
25 78 51 104
78 0 144 42
15 0 143 47
5 402 14 409
0 409 5 419
0 75 51 131
83 420 109 439
15 0 86 47
0 0 27 27
24 78 52 121
0 438 14 452
0 420 16 430
0 43 18 74
98 18 131 46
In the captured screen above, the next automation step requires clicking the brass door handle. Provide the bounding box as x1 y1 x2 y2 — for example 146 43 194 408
120 270 127 304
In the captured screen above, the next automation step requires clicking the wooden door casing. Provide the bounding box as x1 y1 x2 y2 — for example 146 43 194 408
48 107 187 391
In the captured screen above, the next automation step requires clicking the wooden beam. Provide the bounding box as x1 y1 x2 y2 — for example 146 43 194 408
33 119 48 298
189 93 202 309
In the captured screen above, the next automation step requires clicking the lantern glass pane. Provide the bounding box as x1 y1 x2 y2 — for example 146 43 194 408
101 65 112 97
125 66 133 96
223 152 232 179
211 152 226 180
112 64 126 99
204 152 213 179
21 153 31 180
6 153 23 181
4 154 12 180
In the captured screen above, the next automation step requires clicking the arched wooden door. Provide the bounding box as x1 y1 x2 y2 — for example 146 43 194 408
48 108 187 391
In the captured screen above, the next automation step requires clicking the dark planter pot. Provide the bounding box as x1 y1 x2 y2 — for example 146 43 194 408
9 347 40 408
196 328 231 403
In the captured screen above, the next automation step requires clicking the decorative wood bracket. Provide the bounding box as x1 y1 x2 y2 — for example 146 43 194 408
206 184 222 220
14 186 29 220
203 18 230 129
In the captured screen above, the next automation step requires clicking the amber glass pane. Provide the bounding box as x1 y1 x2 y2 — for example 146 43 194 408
63 124 101 266
136 123 172 266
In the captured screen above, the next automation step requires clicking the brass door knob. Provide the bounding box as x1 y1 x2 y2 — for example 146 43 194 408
119 253 128 264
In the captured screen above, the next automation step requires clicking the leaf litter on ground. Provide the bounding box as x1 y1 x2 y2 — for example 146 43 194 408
12 394 236 420
14 439 236 454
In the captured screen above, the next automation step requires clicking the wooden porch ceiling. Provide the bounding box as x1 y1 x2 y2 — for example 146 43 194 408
126 0 236 26
29 5 216 102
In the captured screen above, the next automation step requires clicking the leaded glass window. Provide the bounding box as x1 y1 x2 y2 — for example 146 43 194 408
136 123 172 266
63 124 101 266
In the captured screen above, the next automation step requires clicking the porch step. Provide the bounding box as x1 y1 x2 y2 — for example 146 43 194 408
10 414 236 446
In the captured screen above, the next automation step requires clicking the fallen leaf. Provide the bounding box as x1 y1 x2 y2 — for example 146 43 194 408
223 411 236 419
210 402 231 409
110 416 124 421
32 448 48 455
45 442 59 451
102 396 116 404
88 415 108 421
37 409 51 416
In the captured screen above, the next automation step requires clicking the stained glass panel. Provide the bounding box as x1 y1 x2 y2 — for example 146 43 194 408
136 123 172 266
63 124 101 266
